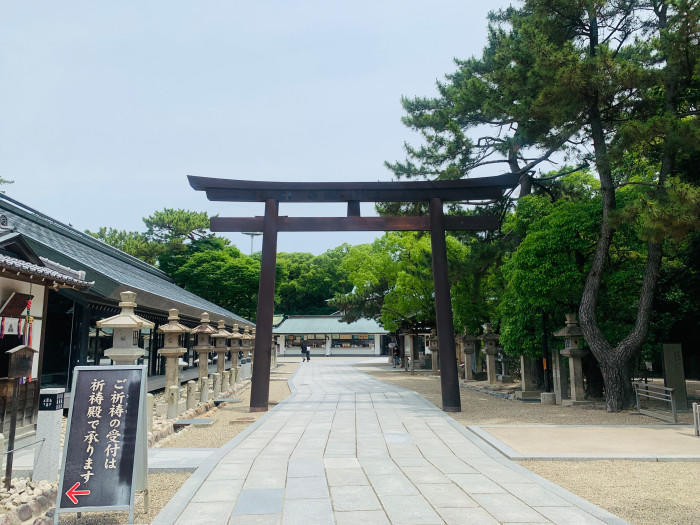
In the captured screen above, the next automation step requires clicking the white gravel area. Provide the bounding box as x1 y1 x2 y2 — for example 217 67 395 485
521 460 700 525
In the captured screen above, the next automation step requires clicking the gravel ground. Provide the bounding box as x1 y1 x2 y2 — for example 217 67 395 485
521 461 700 525
363 365 700 525
158 362 293 448
361 365 693 425
56 472 190 525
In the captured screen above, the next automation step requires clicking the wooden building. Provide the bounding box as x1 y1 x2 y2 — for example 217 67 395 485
0 195 253 395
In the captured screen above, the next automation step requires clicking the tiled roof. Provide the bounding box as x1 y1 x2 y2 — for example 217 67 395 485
0 254 93 289
273 315 388 334
0 195 252 326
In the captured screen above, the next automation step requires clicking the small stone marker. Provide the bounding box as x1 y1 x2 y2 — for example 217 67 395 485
186 381 197 410
167 385 178 419
663 344 688 410
33 388 64 482
221 371 230 393
212 373 221 397
199 376 209 403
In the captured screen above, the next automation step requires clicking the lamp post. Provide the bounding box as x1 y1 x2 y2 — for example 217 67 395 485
242 232 262 255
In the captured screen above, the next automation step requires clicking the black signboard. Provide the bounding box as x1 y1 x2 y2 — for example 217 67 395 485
39 392 64 411
55 366 147 524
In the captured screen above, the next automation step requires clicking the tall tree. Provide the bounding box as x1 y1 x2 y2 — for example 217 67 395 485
484 0 699 409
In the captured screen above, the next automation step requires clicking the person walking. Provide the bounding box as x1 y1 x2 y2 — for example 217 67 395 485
301 340 309 362
392 346 400 368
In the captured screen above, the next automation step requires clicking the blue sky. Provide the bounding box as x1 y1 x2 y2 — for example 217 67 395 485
1 1 512 255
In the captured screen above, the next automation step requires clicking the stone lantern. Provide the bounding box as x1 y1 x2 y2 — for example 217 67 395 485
554 313 588 405
98 291 155 365
249 328 256 364
243 326 254 359
210 319 232 376
192 312 217 380
461 332 479 381
480 323 499 385
428 329 439 372
229 323 243 369
157 309 190 395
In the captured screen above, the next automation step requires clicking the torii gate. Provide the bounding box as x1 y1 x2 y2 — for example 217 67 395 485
189 174 518 412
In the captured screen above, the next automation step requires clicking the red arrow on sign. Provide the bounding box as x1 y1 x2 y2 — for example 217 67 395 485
65 482 90 504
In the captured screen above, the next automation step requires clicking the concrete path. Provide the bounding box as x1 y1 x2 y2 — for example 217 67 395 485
154 359 626 525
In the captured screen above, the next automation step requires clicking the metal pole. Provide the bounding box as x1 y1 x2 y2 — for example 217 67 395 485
429 198 461 412
249 200 278 412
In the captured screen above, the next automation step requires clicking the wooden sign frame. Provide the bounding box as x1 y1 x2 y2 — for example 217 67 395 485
54 365 148 525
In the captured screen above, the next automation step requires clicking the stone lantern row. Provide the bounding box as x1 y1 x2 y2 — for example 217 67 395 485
453 314 589 404
97 291 255 397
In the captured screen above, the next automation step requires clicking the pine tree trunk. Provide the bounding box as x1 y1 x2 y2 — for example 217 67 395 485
598 358 633 412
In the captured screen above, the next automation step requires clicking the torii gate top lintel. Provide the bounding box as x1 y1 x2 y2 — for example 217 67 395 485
187 174 519 203
189 174 518 414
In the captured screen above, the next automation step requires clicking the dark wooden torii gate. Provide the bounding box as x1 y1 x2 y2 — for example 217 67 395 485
189 174 518 412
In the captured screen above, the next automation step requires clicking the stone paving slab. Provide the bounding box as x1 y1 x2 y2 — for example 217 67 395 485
154 358 629 525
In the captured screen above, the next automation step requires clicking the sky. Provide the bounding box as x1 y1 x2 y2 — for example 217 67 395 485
1 1 513 255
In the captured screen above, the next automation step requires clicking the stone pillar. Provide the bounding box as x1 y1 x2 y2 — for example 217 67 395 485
192 312 217 380
554 313 588 405
429 329 439 371
167 385 178 419
186 381 197 410
550 348 566 404
279 334 286 356
461 333 478 381
663 344 688 410
157 309 189 402
199 376 209 403
516 355 542 400
32 388 64 482
146 393 155 432
212 373 221 397
480 324 499 385
98 291 155 365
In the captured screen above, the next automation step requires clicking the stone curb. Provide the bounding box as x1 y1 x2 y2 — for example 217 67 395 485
468 424 700 462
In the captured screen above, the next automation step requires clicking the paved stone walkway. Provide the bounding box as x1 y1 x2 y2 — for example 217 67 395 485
154 359 626 525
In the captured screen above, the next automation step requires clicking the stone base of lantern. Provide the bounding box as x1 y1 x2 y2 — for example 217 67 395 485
562 399 593 406
515 390 542 400
540 392 556 405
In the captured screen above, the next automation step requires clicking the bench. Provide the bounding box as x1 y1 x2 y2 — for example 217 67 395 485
632 381 677 423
